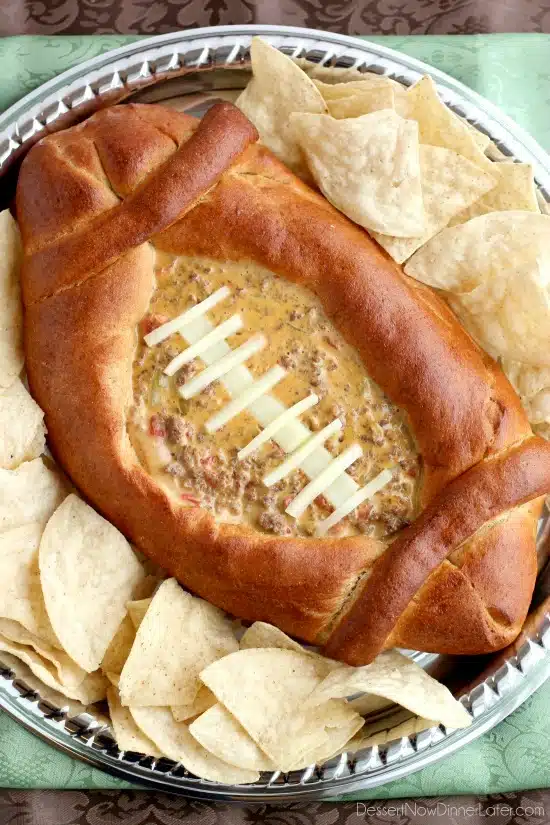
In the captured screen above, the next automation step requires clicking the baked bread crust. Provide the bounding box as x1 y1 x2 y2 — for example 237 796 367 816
17 102 550 664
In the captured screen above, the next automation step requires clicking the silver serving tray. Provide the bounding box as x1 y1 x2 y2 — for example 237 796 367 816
1 25 550 801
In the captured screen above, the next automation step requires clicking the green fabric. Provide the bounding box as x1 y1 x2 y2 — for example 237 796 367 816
0 34 548 149
0 33 549 797
369 34 550 151
2 682 550 796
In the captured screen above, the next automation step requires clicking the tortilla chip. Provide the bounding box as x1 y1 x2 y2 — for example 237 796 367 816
372 143 497 263
466 122 492 153
349 693 394 716
345 710 436 753
130 706 260 784
0 211 24 389
0 617 88 689
307 649 471 729
450 162 539 226
503 359 550 402
105 670 120 686
0 458 67 532
0 379 45 469
119 578 238 707
126 598 152 630
291 109 425 237
0 523 58 646
405 212 550 365
402 75 495 174
200 648 334 770
239 621 339 674
0 634 107 703
189 704 275 771
101 578 158 675
240 621 305 653
236 37 327 176
501 359 550 428
327 86 395 119
314 76 407 104
264 698 362 771
172 685 217 723
101 615 136 676
534 422 550 440
289 700 364 769
107 684 162 757
39 494 145 672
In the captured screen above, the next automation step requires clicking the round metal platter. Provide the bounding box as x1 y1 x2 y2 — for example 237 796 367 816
1 25 550 801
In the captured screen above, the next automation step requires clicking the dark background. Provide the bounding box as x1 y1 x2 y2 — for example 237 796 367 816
1 1 550 822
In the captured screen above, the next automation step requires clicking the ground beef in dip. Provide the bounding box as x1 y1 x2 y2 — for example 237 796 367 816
129 253 420 538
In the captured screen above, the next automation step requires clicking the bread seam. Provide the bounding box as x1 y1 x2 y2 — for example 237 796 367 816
323 435 550 662
131 107 180 151
22 103 259 307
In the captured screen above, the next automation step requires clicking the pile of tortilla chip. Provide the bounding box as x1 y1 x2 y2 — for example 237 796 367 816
0 212 152 705
237 38 532 263
106 589 470 783
237 39 550 439
404 211 550 439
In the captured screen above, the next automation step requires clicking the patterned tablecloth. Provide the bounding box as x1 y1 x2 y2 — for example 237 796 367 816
0 0 549 35
1 4 550 823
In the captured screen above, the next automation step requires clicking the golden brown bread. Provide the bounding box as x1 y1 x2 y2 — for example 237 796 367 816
16 101 550 664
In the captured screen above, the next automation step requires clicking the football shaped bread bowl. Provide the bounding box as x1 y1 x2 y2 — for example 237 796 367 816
16 101 550 665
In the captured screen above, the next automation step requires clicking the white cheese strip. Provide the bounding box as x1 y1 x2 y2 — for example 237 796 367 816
179 315 360 508
206 365 286 433
286 443 363 519
144 286 230 346
238 393 319 460
179 335 266 400
164 315 243 377
316 468 393 536
263 418 343 488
